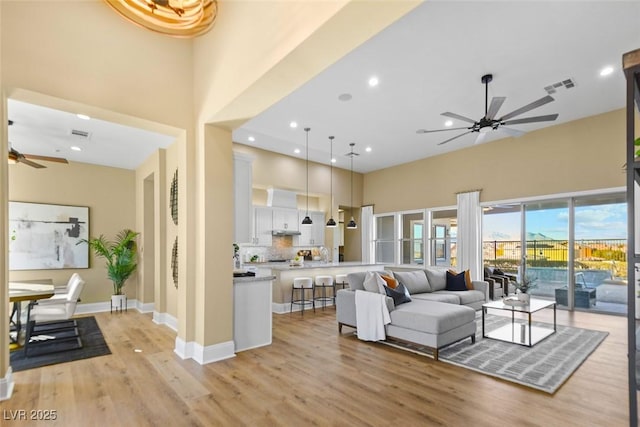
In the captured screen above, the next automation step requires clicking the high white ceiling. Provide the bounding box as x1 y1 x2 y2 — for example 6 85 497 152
7 99 175 171
7 2 640 173
234 1 640 173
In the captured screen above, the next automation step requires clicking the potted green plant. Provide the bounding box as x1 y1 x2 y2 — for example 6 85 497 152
515 275 537 303
79 229 139 309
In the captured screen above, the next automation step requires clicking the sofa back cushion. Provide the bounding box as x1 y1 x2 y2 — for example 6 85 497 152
393 270 431 294
425 269 447 291
347 271 369 291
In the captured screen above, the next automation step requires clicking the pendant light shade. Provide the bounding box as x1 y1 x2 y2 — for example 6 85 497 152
302 127 313 226
326 136 337 228
346 142 358 230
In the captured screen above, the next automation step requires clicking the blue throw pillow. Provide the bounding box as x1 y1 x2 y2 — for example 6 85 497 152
384 282 412 305
446 270 468 291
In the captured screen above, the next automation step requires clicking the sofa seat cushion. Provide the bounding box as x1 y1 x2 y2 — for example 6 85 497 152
435 290 486 306
411 292 461 305
389 300 476 335
393 270 432 294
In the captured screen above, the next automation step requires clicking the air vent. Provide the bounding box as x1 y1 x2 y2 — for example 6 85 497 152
544 78 576 95
70 129 91 139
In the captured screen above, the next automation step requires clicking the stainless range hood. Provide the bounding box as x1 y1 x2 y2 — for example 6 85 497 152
271 229 301 236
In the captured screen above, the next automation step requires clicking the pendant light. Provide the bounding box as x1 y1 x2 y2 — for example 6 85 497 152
326 136 337 228
301 127 313 226
346 142 358 229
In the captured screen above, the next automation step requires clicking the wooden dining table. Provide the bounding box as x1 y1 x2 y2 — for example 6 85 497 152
8 282 55 348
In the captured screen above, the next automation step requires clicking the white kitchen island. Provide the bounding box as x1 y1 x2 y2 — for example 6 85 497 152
247 262 384 314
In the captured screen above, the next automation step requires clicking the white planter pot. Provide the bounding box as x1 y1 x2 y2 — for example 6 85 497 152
517 292 530 304
111 294 127 312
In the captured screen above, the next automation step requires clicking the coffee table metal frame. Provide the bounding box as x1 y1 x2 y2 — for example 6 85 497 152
482 297 556 347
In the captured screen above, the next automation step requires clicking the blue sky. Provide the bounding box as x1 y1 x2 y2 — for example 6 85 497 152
483 203 627 241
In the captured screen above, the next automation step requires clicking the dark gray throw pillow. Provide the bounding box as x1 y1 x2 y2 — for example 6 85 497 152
384 283 412 305
446 270 468 291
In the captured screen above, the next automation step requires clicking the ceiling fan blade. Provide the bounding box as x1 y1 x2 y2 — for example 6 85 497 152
499 95 555 121
417 126 469 134
441 112 477 125
502 114 559 126
499 126 526 137
437 131 473 146
23 154 69 164
18 157 46 169
486 96 506 120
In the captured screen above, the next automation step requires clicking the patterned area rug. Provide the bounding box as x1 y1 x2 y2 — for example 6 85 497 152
381 314 607 394
437 314 608 394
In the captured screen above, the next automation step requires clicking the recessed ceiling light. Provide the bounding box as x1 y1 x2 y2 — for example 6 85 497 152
70 146 82 151
368 76 379 87
290 121 298 128
599 66 614 77
365 146 372 152
294 148 301 154
248 136 255 142
76 114 90 120
445 120 453 127
331 158 336 163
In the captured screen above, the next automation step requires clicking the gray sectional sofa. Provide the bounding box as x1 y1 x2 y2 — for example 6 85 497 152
336 268 489 360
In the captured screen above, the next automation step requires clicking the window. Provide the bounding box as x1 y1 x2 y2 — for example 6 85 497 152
401 212 424 265
374 215 395 263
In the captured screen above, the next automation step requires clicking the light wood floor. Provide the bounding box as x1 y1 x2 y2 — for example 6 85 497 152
3 307 635 426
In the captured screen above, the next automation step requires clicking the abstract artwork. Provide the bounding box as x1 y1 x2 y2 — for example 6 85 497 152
9 201 89 270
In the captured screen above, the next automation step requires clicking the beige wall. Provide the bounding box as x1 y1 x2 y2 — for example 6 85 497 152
365 109 628 213
8 161 136 303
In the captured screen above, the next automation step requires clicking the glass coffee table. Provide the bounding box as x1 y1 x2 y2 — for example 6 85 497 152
482 297 556 347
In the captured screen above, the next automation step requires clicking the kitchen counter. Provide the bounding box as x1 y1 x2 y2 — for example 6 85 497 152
252 263 386 313
233 274 276 283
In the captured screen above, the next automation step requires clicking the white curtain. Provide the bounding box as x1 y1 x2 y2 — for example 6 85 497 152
457 191 482 281
361 205 374 264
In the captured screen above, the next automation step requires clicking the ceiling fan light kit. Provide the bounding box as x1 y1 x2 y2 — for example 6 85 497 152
7 120 69 168
420 73 559 146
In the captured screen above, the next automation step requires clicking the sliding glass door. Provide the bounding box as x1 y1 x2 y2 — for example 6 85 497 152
524 200 569 302
482 192 627 314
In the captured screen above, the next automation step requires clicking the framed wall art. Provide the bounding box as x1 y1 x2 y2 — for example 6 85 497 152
8 201 89 270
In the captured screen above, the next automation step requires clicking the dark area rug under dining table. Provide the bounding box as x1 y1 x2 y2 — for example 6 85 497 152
10 316 111 372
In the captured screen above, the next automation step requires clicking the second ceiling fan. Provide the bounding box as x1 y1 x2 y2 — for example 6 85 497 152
418 74 559 145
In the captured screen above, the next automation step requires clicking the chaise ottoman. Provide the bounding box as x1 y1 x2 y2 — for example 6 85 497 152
385 299 476 360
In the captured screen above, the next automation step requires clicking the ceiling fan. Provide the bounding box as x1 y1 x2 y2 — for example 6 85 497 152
7 120 69 168
417 74 559 146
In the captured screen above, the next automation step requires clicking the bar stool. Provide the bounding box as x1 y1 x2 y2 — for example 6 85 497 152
335 274 349 291
290 277 315 316
314 275 334 309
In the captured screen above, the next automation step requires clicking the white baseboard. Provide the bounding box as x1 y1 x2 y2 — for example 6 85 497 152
0 367 14 401
174 337 235 365
272 301 334 314
75 298 138 315
137 301 155 313
153 311 178 332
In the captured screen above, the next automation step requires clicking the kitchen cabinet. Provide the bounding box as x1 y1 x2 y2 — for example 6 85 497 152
252 206 272 246
296 211 325 246
272 208 299 232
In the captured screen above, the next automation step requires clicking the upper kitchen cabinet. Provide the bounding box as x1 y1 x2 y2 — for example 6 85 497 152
252 206 273 246
296 211 325 247
272 208 299 232
233 152 254 244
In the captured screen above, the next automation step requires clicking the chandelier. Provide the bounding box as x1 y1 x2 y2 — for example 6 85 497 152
104 0 218 38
